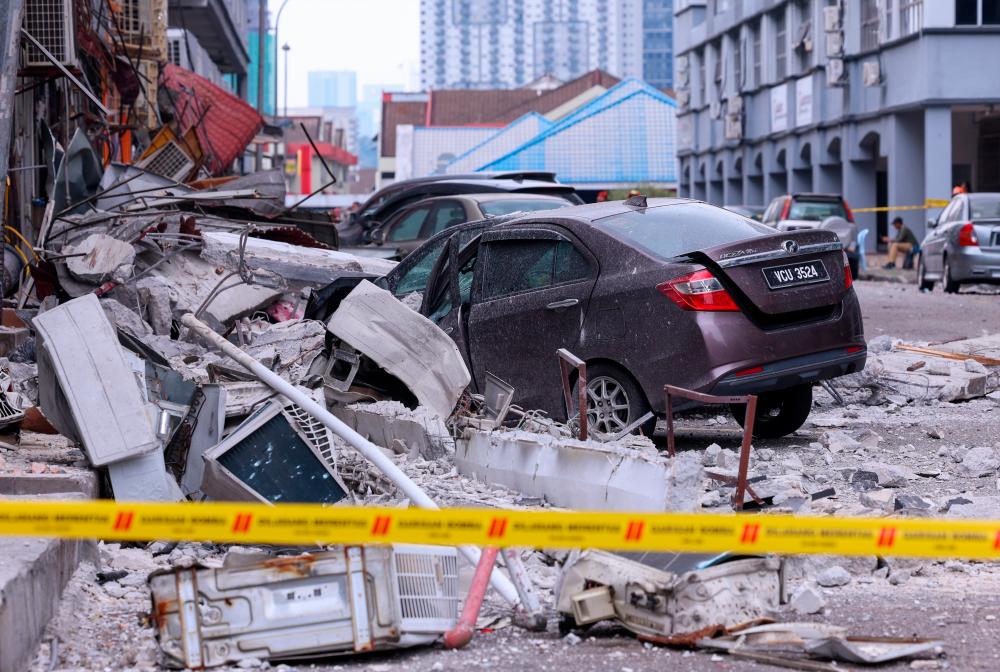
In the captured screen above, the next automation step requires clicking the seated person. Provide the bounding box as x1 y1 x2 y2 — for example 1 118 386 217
882 217 918 269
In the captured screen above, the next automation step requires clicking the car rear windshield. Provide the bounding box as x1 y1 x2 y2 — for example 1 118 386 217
787 198 847 221
970 196 1000 219
593 203 773 259
480 199 567 217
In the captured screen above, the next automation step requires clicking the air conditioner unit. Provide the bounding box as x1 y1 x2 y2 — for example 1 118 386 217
826 31 844 57
727 95 744 115
725 113 743 140
826 58 846 87
863 60 882 87
136 140 197 182
823 6 842 33
23 0 76 67
149 545 460 668
676 54 689 74
117 0 154 46
710 100 722 119
676 89 691 109
677 68 690 86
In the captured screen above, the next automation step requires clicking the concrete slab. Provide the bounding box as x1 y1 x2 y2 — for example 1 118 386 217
0 471 98 498
454 429 702 512
333 401 453 460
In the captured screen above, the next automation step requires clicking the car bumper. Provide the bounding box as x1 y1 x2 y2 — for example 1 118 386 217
709 347 868 397
949 247 1000 282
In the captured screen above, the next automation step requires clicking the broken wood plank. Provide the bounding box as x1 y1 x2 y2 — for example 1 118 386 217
896 344 1000 367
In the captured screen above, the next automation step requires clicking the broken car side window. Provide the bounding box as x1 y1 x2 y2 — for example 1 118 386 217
482 240 556 299
394 237 449 296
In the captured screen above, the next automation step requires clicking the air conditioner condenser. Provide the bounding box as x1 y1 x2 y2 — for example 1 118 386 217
149 545 460 668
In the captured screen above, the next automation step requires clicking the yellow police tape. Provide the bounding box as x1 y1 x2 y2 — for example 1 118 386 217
2 500 999 559
852 198 951 214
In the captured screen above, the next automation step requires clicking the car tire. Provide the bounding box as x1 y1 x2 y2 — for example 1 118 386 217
917 255 935 291
730 384 813 439
580 363 655 438
942 256 961 294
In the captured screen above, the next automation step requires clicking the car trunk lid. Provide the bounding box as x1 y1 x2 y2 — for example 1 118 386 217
699 230 847 315
972 218 1000 250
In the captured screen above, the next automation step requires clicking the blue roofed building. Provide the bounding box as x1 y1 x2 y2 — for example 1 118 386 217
476 79 678 189
444 113 554 174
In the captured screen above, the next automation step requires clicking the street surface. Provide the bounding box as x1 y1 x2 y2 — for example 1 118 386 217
29 279 1000 672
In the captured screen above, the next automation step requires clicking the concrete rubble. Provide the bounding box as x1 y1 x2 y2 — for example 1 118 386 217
0 167 996 672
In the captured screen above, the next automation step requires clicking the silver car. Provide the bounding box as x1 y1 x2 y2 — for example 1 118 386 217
918 193 1000 293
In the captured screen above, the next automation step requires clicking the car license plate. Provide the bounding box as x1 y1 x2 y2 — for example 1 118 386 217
762 259 830 289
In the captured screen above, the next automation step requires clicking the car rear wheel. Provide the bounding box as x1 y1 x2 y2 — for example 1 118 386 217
917 255 935 291
582 364 655 438
942 257 961 294
730 384 813 439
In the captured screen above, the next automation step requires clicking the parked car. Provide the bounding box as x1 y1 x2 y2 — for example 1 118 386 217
762 193 859 276
369 198 866 439
918 192 1000 293
365 193 572 259
338 172 583 245
724 204 766 222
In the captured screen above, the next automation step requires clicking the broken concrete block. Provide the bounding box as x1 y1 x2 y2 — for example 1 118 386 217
958 446 1000 478
815 565 851 587
790 584 826 615
860 488 896 512
965 359 989 374
888 569 911 585
703 442 722 466
101 298 153 336
894 494 936 515
863 461 916 487
136 277 173 335
333 401 454 460
65 233 136 283
821 430 861 454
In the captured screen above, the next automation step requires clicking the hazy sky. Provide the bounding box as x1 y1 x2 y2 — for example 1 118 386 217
271 0 421 108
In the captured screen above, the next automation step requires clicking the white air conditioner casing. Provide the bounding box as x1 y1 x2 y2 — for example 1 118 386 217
24 0 76 67
118 0 153 45
149 546 460 668
727 95 744 115
826 31 844 57
863 60 882 87
676 89 691 109
823 6 842 32
826 58 845 87
677 68 690 86
676 54 689 74
725 113 743 140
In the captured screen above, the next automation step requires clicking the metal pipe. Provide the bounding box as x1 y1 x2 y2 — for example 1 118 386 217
501 547 547 631
180 312 521 605
443 546 498 649
254 0 267 171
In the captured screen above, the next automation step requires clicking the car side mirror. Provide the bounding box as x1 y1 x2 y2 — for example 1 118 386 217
927 218 937 230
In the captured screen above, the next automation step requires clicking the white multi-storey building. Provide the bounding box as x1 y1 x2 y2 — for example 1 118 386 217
420 0 646 89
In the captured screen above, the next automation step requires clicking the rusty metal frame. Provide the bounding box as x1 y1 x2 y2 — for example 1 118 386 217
557 348 588 441
664 384 758 511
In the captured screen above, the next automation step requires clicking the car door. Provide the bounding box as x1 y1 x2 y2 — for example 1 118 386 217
464 226 598 414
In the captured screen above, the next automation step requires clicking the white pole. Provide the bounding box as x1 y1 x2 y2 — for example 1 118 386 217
181 313 520 605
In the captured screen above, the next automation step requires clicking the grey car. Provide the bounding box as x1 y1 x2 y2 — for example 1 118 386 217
918 193 1000 293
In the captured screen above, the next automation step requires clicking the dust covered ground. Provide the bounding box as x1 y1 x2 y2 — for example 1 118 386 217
29 280 1000 672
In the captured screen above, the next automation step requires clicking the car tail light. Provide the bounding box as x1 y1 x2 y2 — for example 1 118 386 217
734 366 764 377
657 269 740 312
780 198 792 221
958 222 979 247
846 345 864 354
843 250 853 289
843 199 855 223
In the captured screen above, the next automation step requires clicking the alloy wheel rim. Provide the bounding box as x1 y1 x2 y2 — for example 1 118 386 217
585 376 631 436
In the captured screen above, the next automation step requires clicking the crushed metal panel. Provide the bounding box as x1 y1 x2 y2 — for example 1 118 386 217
556 549 782 638
148 545 458 668
33 294 160 466
107 449 183 502
201 397 349 504
326 281 471 417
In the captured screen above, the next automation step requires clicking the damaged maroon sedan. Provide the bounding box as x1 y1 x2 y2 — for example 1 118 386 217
383 197 866 439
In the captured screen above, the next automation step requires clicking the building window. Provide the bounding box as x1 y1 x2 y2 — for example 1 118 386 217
795 0 812 73
861 0 880 50
713 40 723 100
752 19 763 86
884 0 895 39
900 0 923 34
773 10 787 81
697 50 706 105
733 32 743 90
956 0 1000 24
